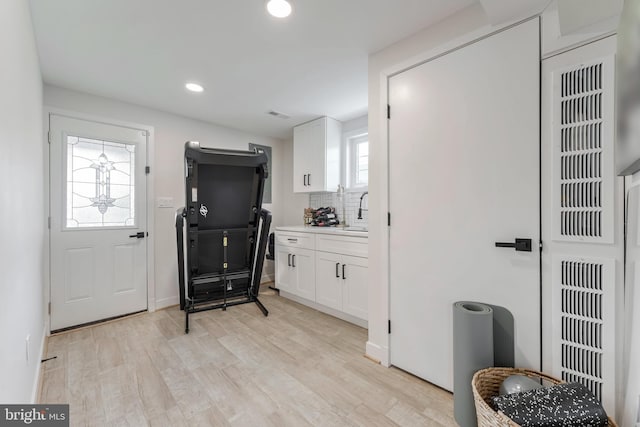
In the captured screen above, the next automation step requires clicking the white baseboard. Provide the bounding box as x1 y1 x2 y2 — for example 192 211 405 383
279 291 368 329
366 341 390 367
155 296 179 310
31 325 47 403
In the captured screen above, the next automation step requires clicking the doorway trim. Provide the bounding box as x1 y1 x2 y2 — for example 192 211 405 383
43 107 156 334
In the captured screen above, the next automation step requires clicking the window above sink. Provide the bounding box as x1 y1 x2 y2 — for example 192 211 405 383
347 132 368 189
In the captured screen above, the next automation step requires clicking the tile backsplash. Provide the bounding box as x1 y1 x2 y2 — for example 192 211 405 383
309 191 368 228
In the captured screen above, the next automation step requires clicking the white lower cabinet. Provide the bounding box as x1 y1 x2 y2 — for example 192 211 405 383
315 252 368 320
290 249 315 301
275 229 368 326
275 246 294 292
340 255 368 319
275 244 315 301
315 252 343 310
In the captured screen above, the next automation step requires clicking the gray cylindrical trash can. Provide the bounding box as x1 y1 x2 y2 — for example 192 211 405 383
453 302 494 427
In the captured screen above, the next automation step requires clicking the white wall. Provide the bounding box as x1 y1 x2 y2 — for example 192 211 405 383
342 114 368 134
277 137 309 227
0 0 45 403
366 1 620 365
44 85 290 307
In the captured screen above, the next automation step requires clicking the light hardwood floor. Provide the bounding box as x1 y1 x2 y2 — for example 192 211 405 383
40 289 456 427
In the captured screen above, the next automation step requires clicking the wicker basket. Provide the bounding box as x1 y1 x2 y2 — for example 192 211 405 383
471 367 618 427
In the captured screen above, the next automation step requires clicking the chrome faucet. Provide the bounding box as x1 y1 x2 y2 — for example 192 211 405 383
357 192 368 220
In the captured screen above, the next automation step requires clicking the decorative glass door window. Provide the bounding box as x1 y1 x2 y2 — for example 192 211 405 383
66 136 136 228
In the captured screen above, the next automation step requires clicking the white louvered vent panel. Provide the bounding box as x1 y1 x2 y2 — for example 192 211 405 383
553 58 614 243
552 257 615 411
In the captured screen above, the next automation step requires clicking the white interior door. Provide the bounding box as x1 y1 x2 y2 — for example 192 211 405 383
388 19 541 391
50 114 148 331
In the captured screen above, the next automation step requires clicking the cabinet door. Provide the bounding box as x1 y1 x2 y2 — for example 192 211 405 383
324 117 342 193
305 118 326 192
292 248 315 301
293 124 309 193
315 252 342 311
275 247 293 292
341 255 368 320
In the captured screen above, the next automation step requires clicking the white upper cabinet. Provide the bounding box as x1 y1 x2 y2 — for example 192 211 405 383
293 116 341 193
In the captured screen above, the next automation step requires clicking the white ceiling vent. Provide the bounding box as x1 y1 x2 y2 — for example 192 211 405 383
267 110 291 120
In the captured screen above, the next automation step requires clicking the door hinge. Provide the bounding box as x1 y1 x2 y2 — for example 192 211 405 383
145 166 150 174
47 131 51 144
48 302 51 315
387 104 391 119
388 212 391 226
47 217 51 229
388 320 391 334
539 240 543 251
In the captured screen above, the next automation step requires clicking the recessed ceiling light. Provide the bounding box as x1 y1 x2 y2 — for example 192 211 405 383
266 0 292 18
185 82 204 93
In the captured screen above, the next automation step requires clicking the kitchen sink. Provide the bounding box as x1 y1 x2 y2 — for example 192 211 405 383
344 226 368 232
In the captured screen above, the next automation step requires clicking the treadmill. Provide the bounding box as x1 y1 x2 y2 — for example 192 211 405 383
176 141 271 333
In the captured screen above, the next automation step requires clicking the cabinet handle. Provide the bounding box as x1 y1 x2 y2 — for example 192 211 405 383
288 253 291 267
292 254 296 267
342 264 346 280
335 262 340 278
303 174 307 186
307 174 311 186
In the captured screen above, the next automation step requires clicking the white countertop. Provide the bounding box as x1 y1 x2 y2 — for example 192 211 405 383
276 225 368 237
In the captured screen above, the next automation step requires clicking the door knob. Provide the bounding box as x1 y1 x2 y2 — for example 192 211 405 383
129 232 145 239
495 238 532 252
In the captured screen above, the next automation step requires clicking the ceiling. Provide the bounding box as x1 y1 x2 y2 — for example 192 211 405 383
29 0 485 139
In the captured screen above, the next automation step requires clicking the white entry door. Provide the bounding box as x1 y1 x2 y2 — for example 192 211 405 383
49 114 148 331
388 19 540 391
